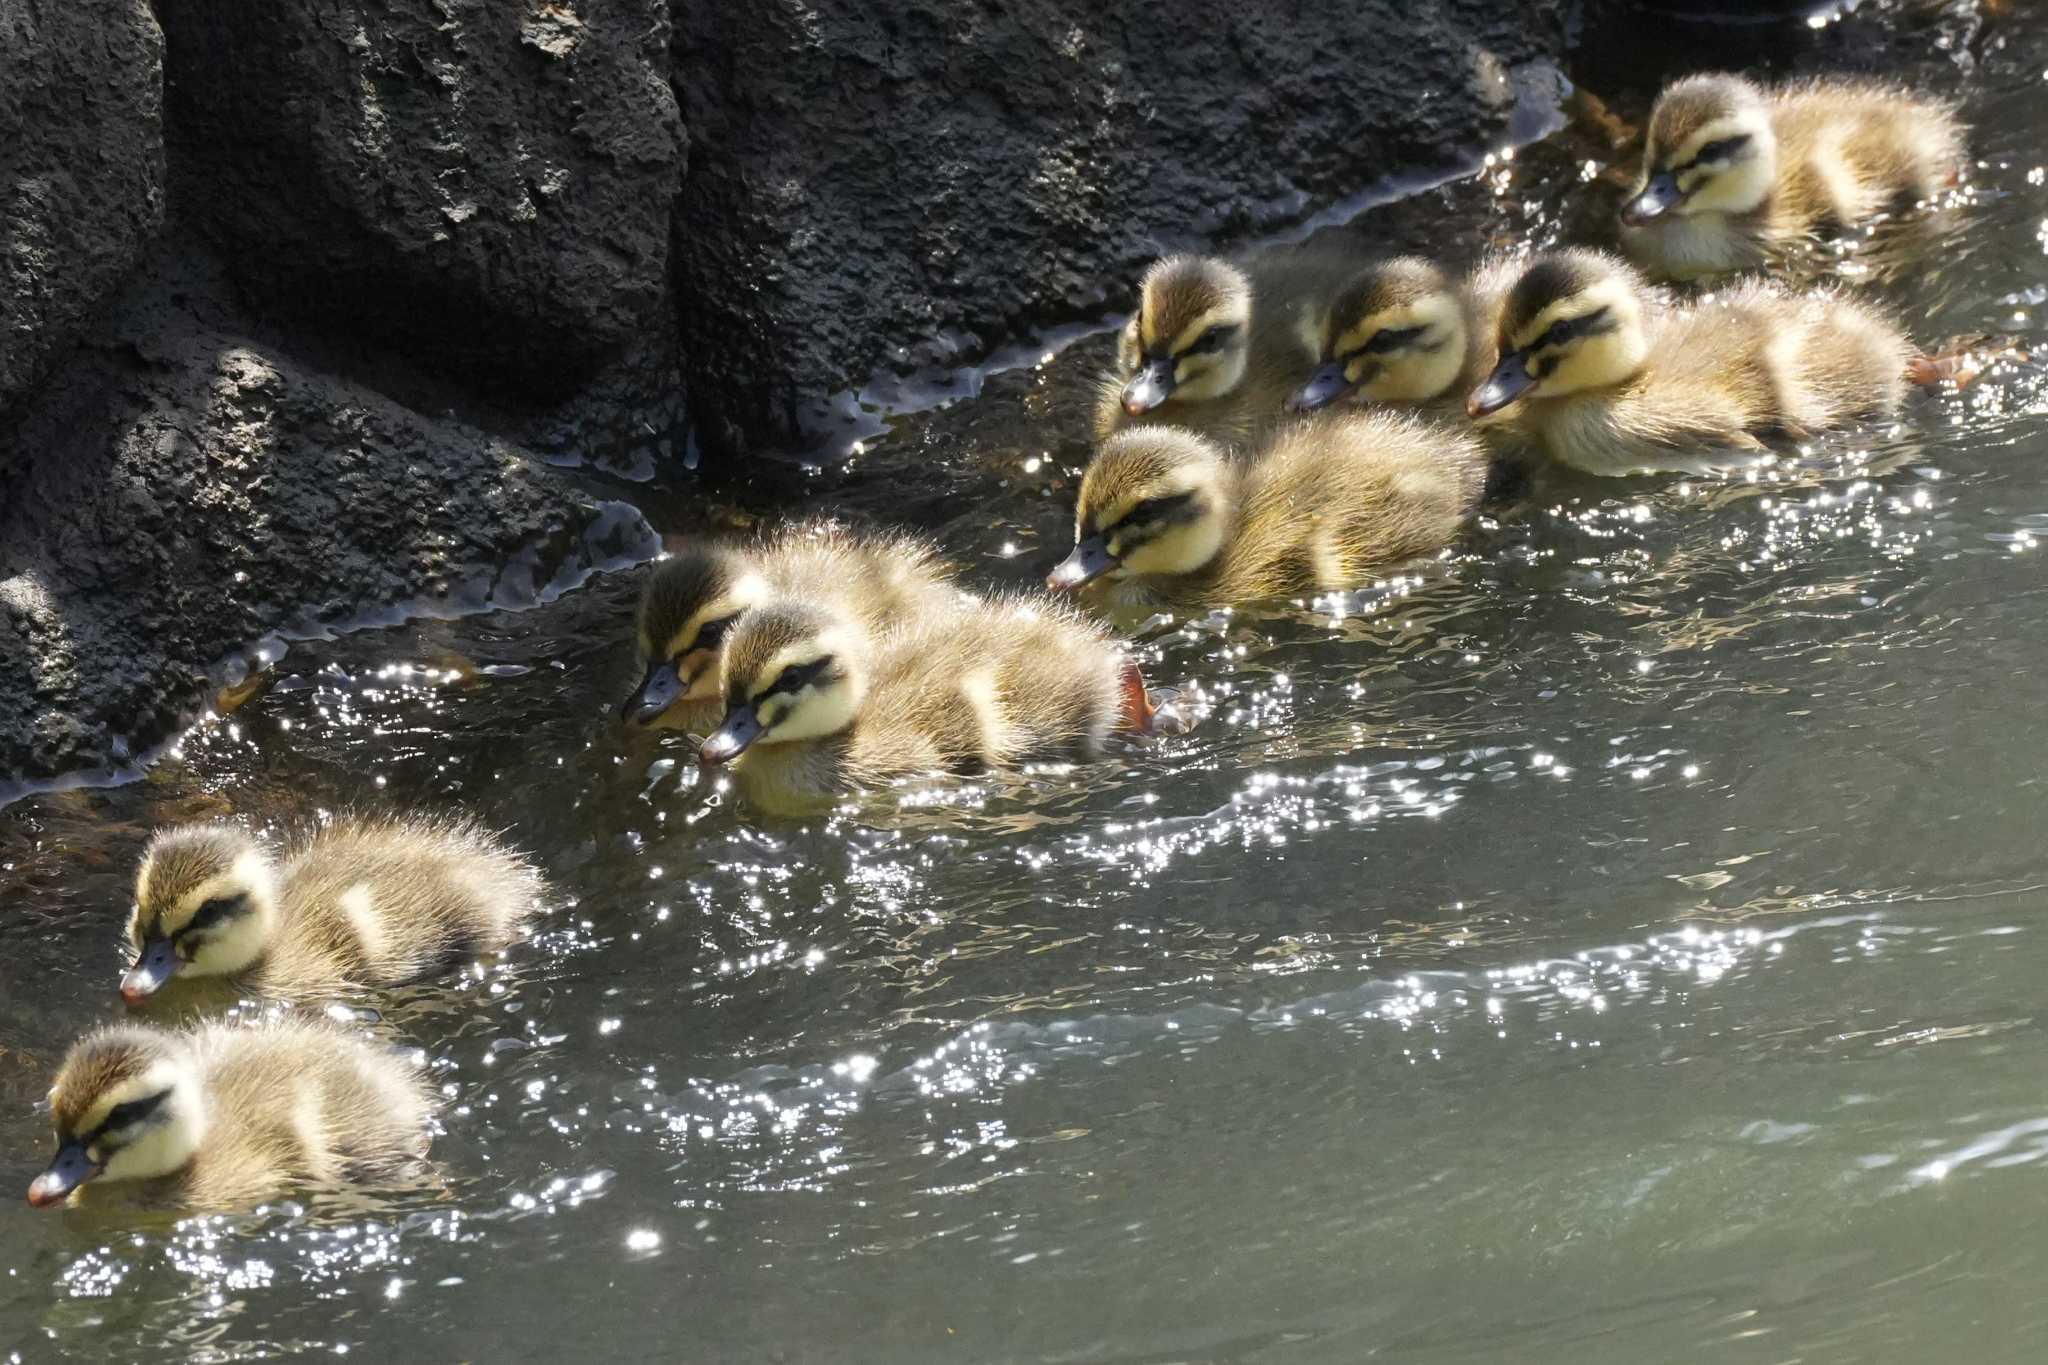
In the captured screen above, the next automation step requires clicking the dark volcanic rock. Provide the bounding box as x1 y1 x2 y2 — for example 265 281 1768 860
161 0 684 396
671 0 1568 456
0 0 165 423
0 265 654 788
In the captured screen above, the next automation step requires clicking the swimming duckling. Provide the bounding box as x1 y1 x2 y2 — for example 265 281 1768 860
1467 249 1911 476
620 521 956 731
698 595 1136 815
1619 73 1965 281
1288 254 1519 417
26 1018 432 1212
120 816 541 1009
1095 248 1359 452
1047 413 1489 612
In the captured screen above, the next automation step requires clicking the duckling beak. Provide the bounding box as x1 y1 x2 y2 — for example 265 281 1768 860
27 1140 100 1208
1468 350 1536 418
700 705 763 766
1047 535 1118 591
1621 172 1684 227
120 934 180 1004
1121 359 1176 414
1287 362 1357 413
620 661 683 726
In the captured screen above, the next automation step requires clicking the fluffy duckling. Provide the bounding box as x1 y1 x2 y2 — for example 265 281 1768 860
698 595 1136 815
26 1018 432 1212
1288 255 1519 416
1047 413 1489 612
620 521 955 732
120 816 540 1009
1619 73 1965 280
1467 249 1911 475
1094 248 1358 452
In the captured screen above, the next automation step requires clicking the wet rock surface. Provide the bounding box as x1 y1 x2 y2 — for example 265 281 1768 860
0 0 166 425
162 0 685 396
672 0 1568 454
0 260 650 788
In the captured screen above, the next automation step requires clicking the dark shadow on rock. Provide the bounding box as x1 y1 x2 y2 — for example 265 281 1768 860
0 250 656 790
159 0 684 402
0 0 166 429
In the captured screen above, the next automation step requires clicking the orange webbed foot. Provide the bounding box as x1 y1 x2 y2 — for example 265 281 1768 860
1118 660 1192 738
1909 335 2033 391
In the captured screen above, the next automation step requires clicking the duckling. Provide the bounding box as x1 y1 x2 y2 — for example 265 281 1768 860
119 816 541 1009
1047 412 1489 612
620 520 956 732
1619 73 1965 281
698 594 1135 815
1095 247 1360 452
1287 254 1519 418
1467 249 1911 476
26 1018 432 1212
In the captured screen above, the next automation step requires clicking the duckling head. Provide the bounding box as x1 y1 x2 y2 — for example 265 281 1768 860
122 826 280 1004
1622 73 1777 227
1469 251 1650 417
28 1027 205 1207
1116 256 1253 414
621 545 772 727
699 603 868 765
1048 428 1230 590
1289 258 1467 411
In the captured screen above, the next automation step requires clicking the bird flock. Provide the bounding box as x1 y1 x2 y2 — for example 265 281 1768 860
25 70 1987 1215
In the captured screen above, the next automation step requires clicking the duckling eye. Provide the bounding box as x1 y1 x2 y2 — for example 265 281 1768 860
688 613 739 657
1539 310 1594 351
89 1089 170 1145
766 657 832 698
1123 492 1196 527
1358 324 1428 357
1180 323 1239 357
182 895 241 935
1693 134 1750 164
1127 497 1171 522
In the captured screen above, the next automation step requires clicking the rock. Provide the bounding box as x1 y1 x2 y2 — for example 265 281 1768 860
670 0 1568 456
0 0 166 424
160 0 685 396
0 260 656 789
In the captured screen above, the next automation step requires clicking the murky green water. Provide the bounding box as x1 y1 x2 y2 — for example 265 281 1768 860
6 5 2048 1361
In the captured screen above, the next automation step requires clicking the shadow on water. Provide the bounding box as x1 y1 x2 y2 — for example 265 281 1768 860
6 1 2048 1360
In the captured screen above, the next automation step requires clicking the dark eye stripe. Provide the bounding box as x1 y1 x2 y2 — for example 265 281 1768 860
82 1089 171 1146
1177 322 1240 358
1671 132 1751 174
1113 492 1197 535
1533 305 1613 353
757 656 834 703
684 613 739 659
1345 324 1428 360
178 895 243 937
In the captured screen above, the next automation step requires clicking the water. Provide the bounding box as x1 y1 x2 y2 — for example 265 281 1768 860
5 4 2048 1360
